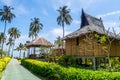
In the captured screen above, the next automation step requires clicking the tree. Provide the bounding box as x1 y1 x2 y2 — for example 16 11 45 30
0 5 15 49
6 37 14 56
0 49 5 57
0 32 6 57
15 43 24 58
54 36 62 47
29 17 43 40
8 27 20 57
29 17 43 56
57 5 72 38
0 32 6 48
82 28 119 71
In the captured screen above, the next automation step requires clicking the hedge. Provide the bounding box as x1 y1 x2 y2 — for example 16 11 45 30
0 57 11 72
21 59 120 80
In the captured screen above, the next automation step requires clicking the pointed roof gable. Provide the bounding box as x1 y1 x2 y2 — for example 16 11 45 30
80 9 104 29
64 9 120 40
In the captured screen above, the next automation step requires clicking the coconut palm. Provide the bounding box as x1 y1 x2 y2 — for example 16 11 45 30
15 43 24 58
8 27 20 57
6 37 14 56
57 6 72 38
29 17 43 56
0 32 6 48
54 36 62 47
0 32 6 57
29 17 43 40
0 5 15 49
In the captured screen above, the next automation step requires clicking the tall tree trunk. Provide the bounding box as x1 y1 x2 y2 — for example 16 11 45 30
2 20 7 50
11 44 14 57
8 45 11 56
62 21 64 54
19 50 21 58
33 36 37 58
62 21 65 38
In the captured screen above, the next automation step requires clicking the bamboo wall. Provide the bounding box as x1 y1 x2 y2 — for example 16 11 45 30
110 40 120 57
65 36 120 57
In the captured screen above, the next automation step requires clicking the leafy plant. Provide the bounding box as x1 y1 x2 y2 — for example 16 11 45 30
21 59 120 80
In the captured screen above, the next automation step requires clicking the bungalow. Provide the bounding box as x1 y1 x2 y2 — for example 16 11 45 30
63 9 120 69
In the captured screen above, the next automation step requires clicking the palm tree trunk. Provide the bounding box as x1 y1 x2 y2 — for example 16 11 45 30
19 50 21 58
8 45 11 56
11 44 14 57
4 20 7 37
2 20 7 50
62 21 65 38
62 21 64 54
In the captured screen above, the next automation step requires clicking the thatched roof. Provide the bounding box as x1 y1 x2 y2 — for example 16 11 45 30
64 9 120 40
26 37 53 47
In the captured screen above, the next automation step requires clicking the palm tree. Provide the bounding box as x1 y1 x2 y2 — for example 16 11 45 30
0 5 15 49
15 43 24 58
29 17 43 56
6 37 14 56
57 6 72 38
0 32 6 57
8 27 20 57
54 36 62 47
0 32 6 48
29 17 43 40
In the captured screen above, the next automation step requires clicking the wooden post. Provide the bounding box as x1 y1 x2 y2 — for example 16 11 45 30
104 57 107 68
92 57 96 70
96 58 100 69
85 58 87 65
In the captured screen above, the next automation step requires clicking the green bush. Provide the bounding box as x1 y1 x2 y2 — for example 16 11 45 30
58 55 77 67
21 59 120 80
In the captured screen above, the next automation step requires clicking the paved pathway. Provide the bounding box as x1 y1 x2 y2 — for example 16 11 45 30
1 58 41 80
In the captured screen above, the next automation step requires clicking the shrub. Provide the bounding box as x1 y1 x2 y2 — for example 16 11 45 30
0 57 11 72
21 59 120 80
58 55 77 67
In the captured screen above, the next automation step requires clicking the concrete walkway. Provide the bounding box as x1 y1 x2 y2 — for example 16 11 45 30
1 58 41 80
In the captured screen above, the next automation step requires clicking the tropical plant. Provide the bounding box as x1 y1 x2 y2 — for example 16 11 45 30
54 36 62 47
21 59 120 80
6 37 14 56
0 32 6 48
57 5 72 38
0 49 5 55
29 17 43 56
0 5 15 49
29 17 43 40
15 43 24 58
8 27 20 57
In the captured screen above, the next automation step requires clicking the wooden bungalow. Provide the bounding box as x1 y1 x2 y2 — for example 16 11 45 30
63 9 120 69
26 37 52 58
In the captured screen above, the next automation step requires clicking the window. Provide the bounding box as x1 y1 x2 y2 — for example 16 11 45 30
76 37 79 46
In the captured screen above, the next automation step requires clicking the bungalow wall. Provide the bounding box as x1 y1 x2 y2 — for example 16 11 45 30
110 40 120 57
66 37 120 57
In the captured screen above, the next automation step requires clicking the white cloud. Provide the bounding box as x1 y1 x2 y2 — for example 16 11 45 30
1 0 13 6
51 0 100 13
51 27 71 37
15 35 29 47
97 10 120 18
73 20 80 26
42 9 48 16
14 5 28 16
104 22 120 33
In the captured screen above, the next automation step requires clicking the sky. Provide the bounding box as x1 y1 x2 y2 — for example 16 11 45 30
0 0 120 57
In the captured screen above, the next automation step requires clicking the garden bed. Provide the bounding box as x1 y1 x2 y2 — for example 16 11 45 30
21 59 120 80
